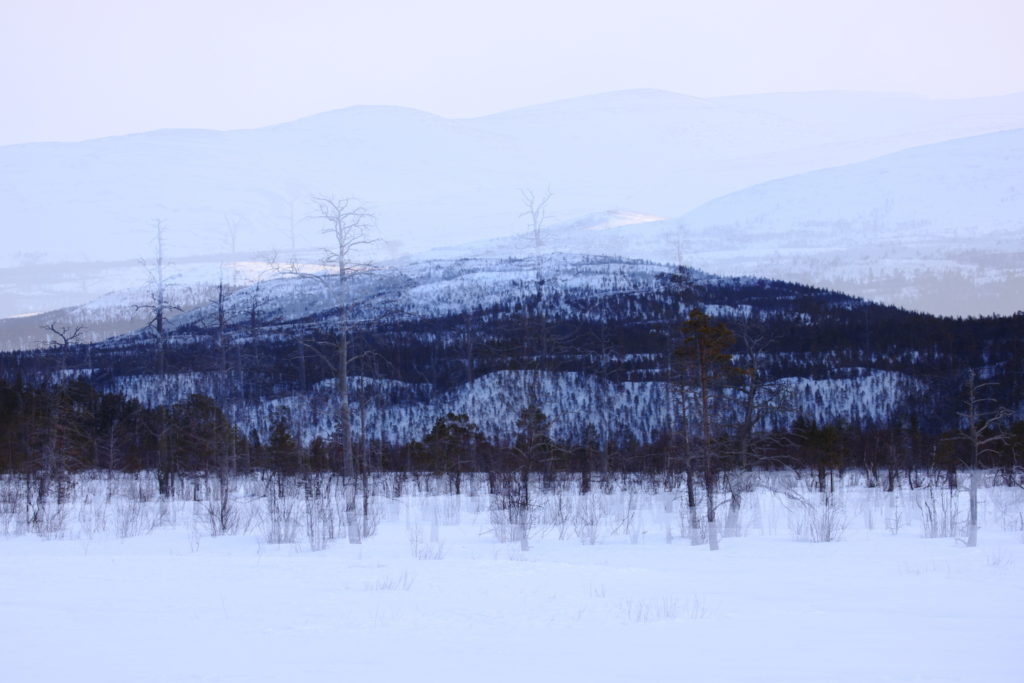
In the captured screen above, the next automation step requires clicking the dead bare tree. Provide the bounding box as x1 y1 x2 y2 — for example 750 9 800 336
31 322 86 513
42 322 84 363
722 316 795 535
952 369 1012 547
518 187 554 410
136 220 181 496
200 258 241 516
520 188 552 250
285 195 378 544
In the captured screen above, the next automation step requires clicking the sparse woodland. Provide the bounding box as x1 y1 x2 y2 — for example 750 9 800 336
1 249 1021 551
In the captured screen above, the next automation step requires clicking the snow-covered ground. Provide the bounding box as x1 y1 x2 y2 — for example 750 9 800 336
2 472 1022 682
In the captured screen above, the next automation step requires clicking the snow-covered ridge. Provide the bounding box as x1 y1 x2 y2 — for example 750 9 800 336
152 252 755 336
426 130 1024 316
80 252 931 447
2 89 1023 317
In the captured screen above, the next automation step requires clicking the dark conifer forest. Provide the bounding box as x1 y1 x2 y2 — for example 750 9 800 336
2 255 1021 486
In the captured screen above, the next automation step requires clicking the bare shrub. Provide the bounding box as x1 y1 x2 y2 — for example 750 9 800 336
365 571 414 591
264 482 298 545
573 493 603 545
625 492 645 544
438 494 461 526
885 508 904 535
781 489 847 543
362 496 384 539
408 521 446 560
115 496 150 539
791 498 847 542
200 476 239 536
766 472 846 542
545 489 573 540
30 498 71 539
620 596 707 623
489 501 512 543
489 473 534 548
303 474 336 551
986 549 1013 569
986 487 1024 532
680 503 707 545
916 486 960 539
0 477 27 536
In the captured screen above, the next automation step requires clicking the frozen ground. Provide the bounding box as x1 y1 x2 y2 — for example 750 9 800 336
1 472 1022 682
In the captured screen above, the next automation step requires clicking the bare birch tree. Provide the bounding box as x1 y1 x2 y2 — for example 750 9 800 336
506 188 553 549
137 220 180 496
290 195 377 544
722 317 794 535
953 369 1012 547
519 187 553 408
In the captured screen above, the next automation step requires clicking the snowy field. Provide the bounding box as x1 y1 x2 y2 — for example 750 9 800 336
2 472 1022 683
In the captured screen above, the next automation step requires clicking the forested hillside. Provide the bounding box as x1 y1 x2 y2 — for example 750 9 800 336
2 254 1021 484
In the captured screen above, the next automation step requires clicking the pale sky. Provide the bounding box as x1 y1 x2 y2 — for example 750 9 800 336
1 0 1022 146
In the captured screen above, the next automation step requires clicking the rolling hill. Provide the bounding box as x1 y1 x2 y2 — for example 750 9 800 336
2 89 1023 318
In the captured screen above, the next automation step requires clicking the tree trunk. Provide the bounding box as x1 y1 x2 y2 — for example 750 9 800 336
685 460 700 545
967 468 979 547
519 465 530 551
705 468 719 551
724 486 741 537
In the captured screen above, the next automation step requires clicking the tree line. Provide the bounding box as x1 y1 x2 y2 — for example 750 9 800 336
1 372 1019 486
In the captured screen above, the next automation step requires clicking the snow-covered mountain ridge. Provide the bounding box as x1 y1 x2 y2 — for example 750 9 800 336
2 89 1023 318
428 129 1024 316
24 252 1017 447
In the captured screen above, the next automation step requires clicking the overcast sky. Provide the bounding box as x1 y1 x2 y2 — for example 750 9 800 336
1 0 1022 146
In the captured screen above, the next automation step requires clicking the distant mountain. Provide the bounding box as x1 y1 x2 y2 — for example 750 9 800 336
0 254 272 351
435 129 1024 317
671 128 1024 316
2 89 1023 318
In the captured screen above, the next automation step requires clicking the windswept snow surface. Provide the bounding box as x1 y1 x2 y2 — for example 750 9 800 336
1 473 1022 682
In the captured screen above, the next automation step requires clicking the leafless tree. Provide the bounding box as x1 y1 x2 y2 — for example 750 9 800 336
42 321 84 364
136 220 180 496
952 369 1012 547
722 316 795 535
518 187 554 408
284 195 377 544
520 187 552 252
200 262 241 511
223 214 243 289
31 321 87 510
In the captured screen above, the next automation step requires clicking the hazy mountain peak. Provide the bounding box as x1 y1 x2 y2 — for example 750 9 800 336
2 90 1024 318
472 88 708 118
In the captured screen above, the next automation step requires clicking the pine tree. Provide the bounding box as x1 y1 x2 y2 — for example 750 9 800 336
674 307 736 551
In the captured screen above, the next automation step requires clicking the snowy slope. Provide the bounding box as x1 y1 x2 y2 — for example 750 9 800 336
432 129 1024 316
79 252 943 446
247 370 923 448
655 128 1024 316
2 89 1023 317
